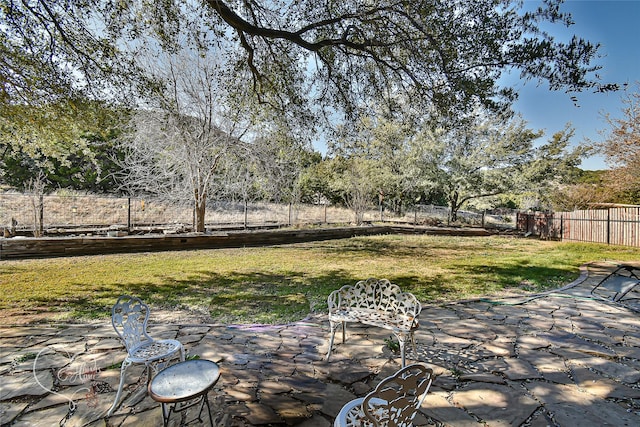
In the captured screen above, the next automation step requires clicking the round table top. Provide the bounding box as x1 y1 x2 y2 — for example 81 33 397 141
149 359 220 403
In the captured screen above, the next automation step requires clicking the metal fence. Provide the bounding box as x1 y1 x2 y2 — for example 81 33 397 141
1 192 517 236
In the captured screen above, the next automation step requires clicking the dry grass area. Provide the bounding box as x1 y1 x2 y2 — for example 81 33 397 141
1 191 496 236
1 191 359 233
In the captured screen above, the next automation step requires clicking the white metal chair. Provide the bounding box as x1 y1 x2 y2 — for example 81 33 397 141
334 364 433 427
591 264 640 303
107 295 185 416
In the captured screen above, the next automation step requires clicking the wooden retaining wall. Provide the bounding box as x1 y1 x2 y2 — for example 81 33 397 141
0 225 492 260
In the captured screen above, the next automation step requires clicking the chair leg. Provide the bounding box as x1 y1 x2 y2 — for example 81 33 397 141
341 321 346 343
146 364 153 385
107 359 131 416
146 350 183 389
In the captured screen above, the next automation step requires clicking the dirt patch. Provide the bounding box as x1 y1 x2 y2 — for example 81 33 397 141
0 307 67 325
0 306 216 327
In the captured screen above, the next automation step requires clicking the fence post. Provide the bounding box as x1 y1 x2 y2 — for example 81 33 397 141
39 194 44 236
127 197 131 231
560 214 564 241
289 203 292 226
323 204 327 224
244 200 248 229
607 208 611 245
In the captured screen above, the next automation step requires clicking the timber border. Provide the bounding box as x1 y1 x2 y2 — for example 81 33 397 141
0 225 495 260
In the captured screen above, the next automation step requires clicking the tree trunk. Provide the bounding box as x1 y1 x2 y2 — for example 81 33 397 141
449 192 459 223
194 190 207 233
195 202 206 232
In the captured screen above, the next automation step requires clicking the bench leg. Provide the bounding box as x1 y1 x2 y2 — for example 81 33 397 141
411 332 418 356
396 332 411 368
326 331 335 361
326 321 349 361
326 320 338 361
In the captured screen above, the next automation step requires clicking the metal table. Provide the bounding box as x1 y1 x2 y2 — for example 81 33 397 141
148 359 220 426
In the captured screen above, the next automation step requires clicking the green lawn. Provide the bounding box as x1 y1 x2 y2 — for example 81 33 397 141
2 234 639 324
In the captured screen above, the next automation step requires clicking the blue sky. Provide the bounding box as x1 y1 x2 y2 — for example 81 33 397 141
509 0 640 170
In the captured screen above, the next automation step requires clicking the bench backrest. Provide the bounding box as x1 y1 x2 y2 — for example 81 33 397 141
329 278 422 318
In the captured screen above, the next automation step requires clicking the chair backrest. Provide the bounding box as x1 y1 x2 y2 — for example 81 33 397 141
362 364 433 427
112 295 153 353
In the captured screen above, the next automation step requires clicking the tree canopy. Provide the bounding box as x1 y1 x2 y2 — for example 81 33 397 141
0 0 622 219
1 0 616 123
321 109 586 221
0 99 122 191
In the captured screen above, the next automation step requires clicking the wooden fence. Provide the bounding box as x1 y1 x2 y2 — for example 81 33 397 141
517 207 640 247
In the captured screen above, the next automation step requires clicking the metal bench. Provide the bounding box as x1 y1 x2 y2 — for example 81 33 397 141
326 278 421 367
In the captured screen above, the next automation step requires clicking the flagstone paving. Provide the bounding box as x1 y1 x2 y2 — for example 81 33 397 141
1 261 639 426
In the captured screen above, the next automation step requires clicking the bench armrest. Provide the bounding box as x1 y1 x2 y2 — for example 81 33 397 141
327 284 354 314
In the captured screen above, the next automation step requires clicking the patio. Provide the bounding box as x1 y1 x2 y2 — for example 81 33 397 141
1 262 639 426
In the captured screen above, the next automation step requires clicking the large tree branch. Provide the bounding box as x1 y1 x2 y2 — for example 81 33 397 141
23 0 108 73
294 2 402 37
459 191 503 206
205 0 391 52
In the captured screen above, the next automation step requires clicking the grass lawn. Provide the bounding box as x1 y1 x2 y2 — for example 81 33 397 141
2 234 639 324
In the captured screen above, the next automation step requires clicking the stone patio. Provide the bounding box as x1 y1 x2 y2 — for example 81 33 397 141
1 261 639 426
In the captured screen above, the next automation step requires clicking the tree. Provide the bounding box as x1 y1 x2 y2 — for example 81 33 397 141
0 100 123 191
299 155 338 205
0 0 136 173
117 46 251 232
329 115 437 216
1 0 620 210
411 111 552 222
546 169 610 211
220 125 315 226
2 0 617 127
0 1 131 105
325 157 380 225
324 110 588 222
549 182 611 211
330 116 404 211
251 125 315 205
517 125 589 208
599 84 640 204
25 171 46 237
